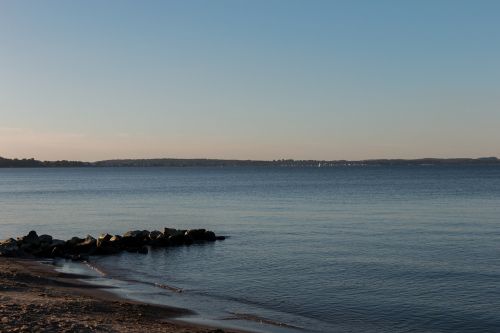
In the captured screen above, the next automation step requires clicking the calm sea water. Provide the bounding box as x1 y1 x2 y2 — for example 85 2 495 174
1 166 499 332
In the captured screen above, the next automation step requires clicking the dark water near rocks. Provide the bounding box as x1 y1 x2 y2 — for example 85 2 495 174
1 166 499 332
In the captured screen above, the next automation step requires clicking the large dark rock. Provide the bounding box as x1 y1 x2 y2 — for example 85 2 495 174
97 233 112 248
17 231 40 252
168 233 186 246
185 229 206 240
110 235 122 242
72 235 96 254
123 230 142 238
40 239 66 258
149 230 162 241
164 228 190 246
185 229 217 242
51 246 64 258
39 234 53 244
109 235 122 247
204 231 217 242
66 236 84 249
0 238 21 257
122 230 149 247
163 228 184 237
51 239 66 247
148 230 166 246
95 233 120 255
21 230 39 244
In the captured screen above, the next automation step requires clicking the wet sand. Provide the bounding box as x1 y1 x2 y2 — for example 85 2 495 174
0 257 242 333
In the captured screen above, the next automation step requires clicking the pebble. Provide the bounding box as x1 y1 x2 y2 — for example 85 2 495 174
2 316 9 323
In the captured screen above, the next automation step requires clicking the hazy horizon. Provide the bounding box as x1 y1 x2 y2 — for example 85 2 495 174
1 153 499 164
1 0 499 161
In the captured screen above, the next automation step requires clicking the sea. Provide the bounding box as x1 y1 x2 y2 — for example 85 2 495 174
0 166 499 333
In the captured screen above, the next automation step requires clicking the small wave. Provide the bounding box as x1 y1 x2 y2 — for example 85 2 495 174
84 261 108 277
106 275 184 293
70 260 185 294
153 282 183 293
224 311 303 330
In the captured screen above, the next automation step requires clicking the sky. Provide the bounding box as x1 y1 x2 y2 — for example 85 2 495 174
1 0 499 161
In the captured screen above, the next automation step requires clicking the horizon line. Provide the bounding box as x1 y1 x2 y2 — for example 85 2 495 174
1 155 499 163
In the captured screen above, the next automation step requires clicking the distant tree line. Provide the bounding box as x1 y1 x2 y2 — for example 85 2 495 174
0 157 90 168
0 156 499 168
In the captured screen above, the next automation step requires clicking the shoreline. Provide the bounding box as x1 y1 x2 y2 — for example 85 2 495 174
0 256 245 333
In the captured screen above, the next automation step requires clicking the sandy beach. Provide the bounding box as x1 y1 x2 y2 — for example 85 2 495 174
0 257 240 333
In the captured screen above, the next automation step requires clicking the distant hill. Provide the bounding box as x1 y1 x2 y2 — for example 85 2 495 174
1 156 499 168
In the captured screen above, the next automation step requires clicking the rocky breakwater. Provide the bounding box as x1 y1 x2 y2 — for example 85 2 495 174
0 228 226 261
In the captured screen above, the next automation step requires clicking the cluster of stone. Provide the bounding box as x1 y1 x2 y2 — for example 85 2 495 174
0 228 225 261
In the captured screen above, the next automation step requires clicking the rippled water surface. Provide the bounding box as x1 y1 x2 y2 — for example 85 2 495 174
1 166 499 332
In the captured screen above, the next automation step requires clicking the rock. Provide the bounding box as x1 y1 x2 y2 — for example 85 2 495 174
17 230 40 252
51 246 64 258
149 230 162 241
123 230 149 239
123 230 142 238
66 236 84 248
38 234 53 244
50 239 66 247
95 234 120 255
168 233 186 246
43 239 66 257
22 230 39 244
1 316 8 323
148 230 166 246
110 235 122 243
96 233 112 248
122 230 149 247
73 235 96 254
204 231 217 242
163 228 184 237
185 229 206 240
216 236 226 241
0 238 20 257
185 229 216 242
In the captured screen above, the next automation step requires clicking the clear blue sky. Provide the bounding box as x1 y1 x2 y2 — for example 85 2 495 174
1 0 499 161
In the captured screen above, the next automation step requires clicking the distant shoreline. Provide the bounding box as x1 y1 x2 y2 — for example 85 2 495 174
1 156 499 168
